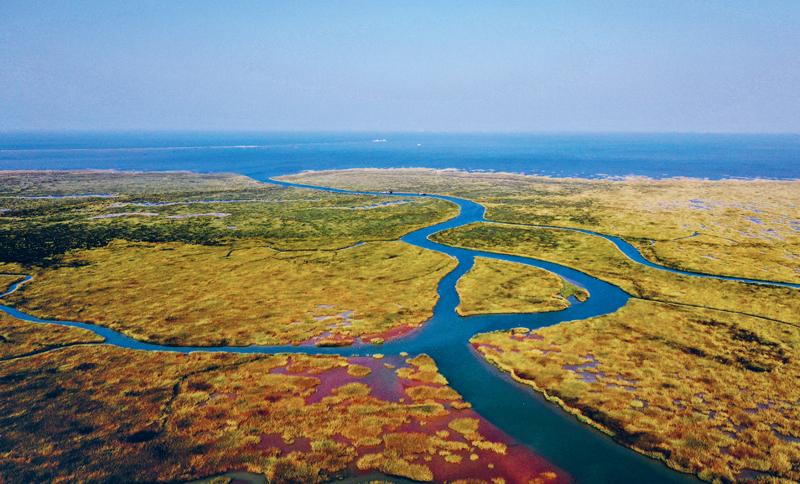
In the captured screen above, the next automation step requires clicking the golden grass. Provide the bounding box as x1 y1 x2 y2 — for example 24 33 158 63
456 257 587 316
0 274 24 293
433 222 800 324
7 240 455 346
284 169 800 283
472 298 800 482
0 312 103 359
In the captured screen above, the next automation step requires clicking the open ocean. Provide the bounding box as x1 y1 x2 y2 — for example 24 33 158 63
1 132 799 180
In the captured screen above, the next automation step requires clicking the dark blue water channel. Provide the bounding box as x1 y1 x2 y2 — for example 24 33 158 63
5 179 797 482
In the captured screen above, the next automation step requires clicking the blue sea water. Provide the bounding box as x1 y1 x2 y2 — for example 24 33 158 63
1 132 799 180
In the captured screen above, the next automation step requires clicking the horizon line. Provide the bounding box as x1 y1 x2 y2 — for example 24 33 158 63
1 129 799 137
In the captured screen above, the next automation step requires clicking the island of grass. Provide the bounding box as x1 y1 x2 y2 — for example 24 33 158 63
0 171 459 347
455 257 588 316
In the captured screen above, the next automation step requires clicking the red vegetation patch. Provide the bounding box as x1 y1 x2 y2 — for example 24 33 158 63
0 343 567 483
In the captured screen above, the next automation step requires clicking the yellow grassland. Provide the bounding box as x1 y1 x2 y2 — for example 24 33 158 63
456 257 587 316
6 240 455 346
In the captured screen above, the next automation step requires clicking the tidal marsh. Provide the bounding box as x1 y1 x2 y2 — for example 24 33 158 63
284 169 800 284
0 318 565 483
6 240 455 346
471 299 800 482
4 168 798 483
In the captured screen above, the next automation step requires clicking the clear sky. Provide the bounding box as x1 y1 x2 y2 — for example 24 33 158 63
1 1 798 132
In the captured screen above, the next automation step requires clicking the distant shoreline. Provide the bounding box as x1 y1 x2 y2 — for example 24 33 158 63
3 167 800 184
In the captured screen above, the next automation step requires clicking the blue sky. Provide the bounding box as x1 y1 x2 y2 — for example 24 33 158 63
1 1 798 132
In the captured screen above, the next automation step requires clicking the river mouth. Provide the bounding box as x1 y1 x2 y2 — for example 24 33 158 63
17 174 793 482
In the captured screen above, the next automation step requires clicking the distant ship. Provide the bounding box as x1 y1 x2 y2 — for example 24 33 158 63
372 138 387 143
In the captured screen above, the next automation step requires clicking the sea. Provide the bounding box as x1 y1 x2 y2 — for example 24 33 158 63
1 132 799 180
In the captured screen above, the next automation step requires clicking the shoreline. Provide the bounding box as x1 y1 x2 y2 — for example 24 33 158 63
2 167 800 183
277 166 800 183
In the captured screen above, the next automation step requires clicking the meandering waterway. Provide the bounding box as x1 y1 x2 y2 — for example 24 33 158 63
3 178 798 482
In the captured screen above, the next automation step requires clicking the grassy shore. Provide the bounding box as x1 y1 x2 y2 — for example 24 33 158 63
0 171 457 266
471 299 800 482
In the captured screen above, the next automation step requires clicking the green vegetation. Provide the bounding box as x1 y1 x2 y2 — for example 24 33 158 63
0 192 453 265
0 174 456 266
455 257 587 316
472 299 800 482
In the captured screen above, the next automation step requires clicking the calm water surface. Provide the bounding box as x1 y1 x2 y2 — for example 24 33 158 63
2 132 799 179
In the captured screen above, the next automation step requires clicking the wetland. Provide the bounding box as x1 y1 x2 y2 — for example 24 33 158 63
1 169 798 483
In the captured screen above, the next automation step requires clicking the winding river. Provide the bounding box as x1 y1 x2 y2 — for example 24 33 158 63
2 178 798 483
